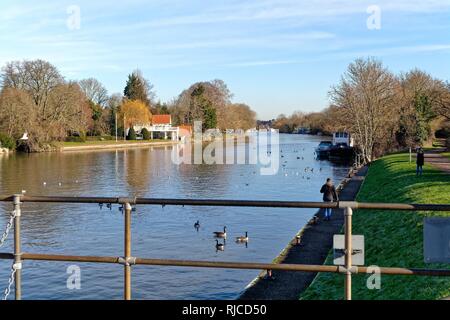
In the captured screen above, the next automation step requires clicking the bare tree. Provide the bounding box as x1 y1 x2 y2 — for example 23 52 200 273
434 81 450 120
1 60 63 111
0 60 92 150
79 78 109 107
398 69 450 146
330 58 399 162
224 103 257 130
0 88 35 137
108 93 124 110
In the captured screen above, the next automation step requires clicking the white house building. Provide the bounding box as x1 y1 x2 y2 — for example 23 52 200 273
133 115 179 141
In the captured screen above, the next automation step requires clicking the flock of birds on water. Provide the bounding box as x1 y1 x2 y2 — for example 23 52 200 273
279 148 324 179
192 221 249 252
34 146 324 190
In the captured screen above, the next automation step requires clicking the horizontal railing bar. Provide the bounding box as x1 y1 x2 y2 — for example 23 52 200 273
1 252 449 276
0 253 14 260
0 195 449 211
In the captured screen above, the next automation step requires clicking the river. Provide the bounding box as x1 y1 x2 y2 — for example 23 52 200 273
0 134 349 299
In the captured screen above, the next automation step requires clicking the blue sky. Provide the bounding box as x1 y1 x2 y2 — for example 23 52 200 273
1 0 450 119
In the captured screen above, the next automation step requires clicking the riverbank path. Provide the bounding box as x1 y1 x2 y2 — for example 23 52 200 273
239 165 368 300
424 148 450 174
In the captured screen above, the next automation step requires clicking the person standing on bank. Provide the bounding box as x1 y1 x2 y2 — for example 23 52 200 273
416 147 425 176
320 178 339 221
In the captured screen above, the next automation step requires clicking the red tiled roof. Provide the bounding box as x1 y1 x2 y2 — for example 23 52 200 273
152 114 171 125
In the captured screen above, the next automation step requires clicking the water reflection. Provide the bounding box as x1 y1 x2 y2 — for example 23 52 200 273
0 134 349 299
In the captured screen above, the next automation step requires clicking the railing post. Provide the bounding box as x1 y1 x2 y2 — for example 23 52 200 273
344 206 352 300
124 202 132 300
13 194 22 300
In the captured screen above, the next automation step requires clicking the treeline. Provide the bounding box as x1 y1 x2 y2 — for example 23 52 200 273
169 80 256 132
273 58 450 162
0 60 257 152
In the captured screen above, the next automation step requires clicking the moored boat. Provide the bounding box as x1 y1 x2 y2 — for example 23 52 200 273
328 132 355 162
315 141 332 158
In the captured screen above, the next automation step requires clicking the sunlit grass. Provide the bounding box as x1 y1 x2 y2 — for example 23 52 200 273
56 139 167 147
300 153 450 300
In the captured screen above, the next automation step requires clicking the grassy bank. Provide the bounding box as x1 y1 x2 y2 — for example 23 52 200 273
56 139 167 147
300 153 450 300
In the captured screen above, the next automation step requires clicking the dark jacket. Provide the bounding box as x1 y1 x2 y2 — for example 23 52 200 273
416 152 424 166
320 183 338 202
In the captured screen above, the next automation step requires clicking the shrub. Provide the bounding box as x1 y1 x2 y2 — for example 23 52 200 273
127 127 137 140
0 133 16 150
85 135 114 142
65 135 86 143
141 128 151 140
117 127 124 139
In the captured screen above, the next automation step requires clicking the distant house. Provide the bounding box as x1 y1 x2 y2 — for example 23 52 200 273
178 124 192 143
133 115 179 141
152 115 172 128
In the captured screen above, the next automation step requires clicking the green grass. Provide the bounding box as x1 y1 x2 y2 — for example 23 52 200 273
300 153 450 300
443 152 450 160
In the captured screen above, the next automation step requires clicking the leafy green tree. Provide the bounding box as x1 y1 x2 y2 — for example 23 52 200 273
124 70 154 107
141 127 151 140
154 101 170 115
414 94 435 144
107 93 123 137
0 133 16 150
127 127 137 140
188 85 217 130
202 101 217 130
89 101 103 122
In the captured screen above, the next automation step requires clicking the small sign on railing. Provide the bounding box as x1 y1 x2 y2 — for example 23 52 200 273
424 218 450 264
333 235 365 266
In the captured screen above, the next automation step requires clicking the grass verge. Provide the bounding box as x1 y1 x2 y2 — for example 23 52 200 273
56 139 167 147
300 153 450 300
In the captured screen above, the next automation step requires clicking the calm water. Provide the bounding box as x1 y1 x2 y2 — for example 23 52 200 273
0 134 349 300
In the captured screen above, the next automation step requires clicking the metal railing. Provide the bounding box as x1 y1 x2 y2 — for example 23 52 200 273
1 194 450 300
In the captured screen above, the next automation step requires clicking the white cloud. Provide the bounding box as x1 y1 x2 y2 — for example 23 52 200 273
116 0 450 30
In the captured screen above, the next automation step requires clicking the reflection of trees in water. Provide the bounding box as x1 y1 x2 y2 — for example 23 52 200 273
0 152 114 237
0 152 100 193
123 148 153 195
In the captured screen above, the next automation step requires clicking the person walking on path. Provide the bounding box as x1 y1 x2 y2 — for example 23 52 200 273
320 178 339 221
416 147 425 176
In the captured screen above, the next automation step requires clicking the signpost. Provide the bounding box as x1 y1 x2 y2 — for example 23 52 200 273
424 218 450 264
333 235 365 266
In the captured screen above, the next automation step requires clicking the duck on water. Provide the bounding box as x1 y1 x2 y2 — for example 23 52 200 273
213 226 227 239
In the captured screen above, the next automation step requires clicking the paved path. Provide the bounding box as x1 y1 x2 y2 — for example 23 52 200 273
239 166 368 300
423 149 450 174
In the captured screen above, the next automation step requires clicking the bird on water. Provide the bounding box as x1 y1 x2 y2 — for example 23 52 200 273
213 226 227 239
236 232 249 243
